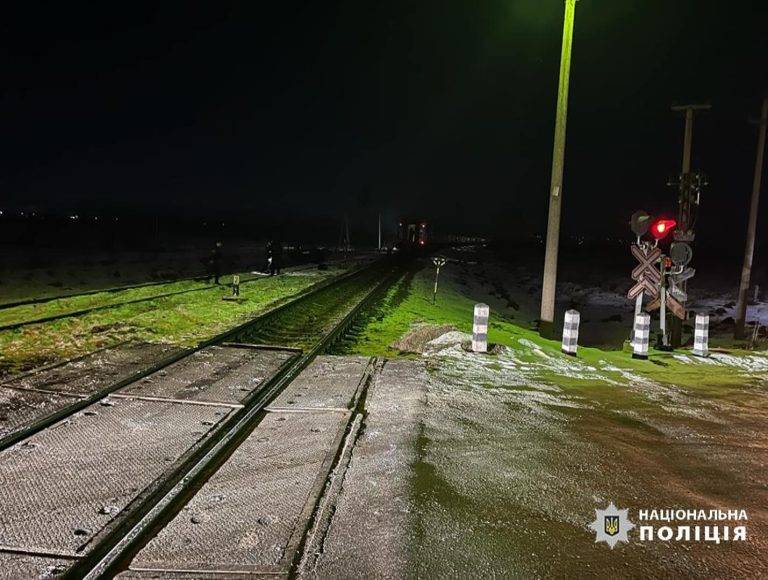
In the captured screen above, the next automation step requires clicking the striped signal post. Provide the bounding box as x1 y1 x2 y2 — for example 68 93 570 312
632 313 650 360
472 303 489 353
561 309 580 356
692 313 709 357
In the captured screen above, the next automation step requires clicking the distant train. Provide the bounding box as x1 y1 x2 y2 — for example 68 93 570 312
396 218 427 250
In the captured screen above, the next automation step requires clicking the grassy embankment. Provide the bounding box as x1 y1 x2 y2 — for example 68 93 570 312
0 268 345 374
348 263 767 393
0 278 209 326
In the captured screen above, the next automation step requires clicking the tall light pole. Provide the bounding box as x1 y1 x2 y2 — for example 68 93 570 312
735 96 768 339
540 0 577 338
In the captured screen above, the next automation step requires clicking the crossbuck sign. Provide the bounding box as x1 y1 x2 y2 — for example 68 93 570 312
628 244 661 300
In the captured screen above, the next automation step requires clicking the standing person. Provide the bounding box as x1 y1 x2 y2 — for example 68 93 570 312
267 238 282 276
209 241 223 284
272 239 283 275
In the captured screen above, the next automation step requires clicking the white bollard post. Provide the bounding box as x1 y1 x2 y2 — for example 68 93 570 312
632 313 650 360
561 309 580 356
472 303 489 353
692 313 709 357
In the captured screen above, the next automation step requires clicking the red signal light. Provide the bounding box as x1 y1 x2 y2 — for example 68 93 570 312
650 218 676 240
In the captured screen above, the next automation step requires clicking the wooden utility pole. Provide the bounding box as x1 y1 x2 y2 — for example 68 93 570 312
540 0 577 338
735 97 768 339
669 103 710 347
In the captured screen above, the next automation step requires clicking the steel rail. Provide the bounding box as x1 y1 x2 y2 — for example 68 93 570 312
69 262 399 579
0 253 360 311
0 276 208 311
0 259 375 452
0 260 357 332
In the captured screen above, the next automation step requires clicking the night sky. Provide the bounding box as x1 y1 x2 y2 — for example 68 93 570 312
2 1 767 245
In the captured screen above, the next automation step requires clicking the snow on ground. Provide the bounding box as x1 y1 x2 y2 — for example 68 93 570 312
690 291 768 327
409 329 768 577
673 350 768 373
421 328 768 422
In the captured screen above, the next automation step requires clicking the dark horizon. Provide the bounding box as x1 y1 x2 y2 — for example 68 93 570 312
2 1 767 250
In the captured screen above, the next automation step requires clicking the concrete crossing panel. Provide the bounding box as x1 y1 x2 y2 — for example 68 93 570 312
268 355 370 411
117 346 294 405
128 410 349 576
0 552 71 579
304 359 428 578
0 397 232 556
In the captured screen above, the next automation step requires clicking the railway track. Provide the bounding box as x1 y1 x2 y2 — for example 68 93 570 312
0 254 350 312
0 257 403 578
234 263 394 350
70 259 400 578
0 259 373 451
0 275 209 312
0 260 355 332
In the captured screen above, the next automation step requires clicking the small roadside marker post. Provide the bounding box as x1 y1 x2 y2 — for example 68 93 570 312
232 275 240 297
692 313 709 357
561 309 580 356
472 303 489 353
632 313 650 360
432 257 447 304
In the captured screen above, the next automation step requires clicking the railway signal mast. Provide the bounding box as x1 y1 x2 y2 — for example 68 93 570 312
667 103 710 347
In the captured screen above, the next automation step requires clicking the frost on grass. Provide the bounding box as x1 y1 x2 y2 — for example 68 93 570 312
412 345 610 577
423 331 619 388
672 351 768 371
419 330 756 422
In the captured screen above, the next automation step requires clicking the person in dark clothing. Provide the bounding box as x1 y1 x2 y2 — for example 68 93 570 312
267 239 283 276
209 241 223 284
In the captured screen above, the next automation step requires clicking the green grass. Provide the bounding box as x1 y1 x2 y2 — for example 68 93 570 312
0 270 302 327
0 278 209 326
348 264 766 393
0 268 345 374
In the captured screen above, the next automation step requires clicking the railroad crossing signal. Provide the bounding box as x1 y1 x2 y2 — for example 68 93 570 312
650 218 677 240
670 242 693 267
630 210 652 237
628 244 661 300
628 210 695 348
